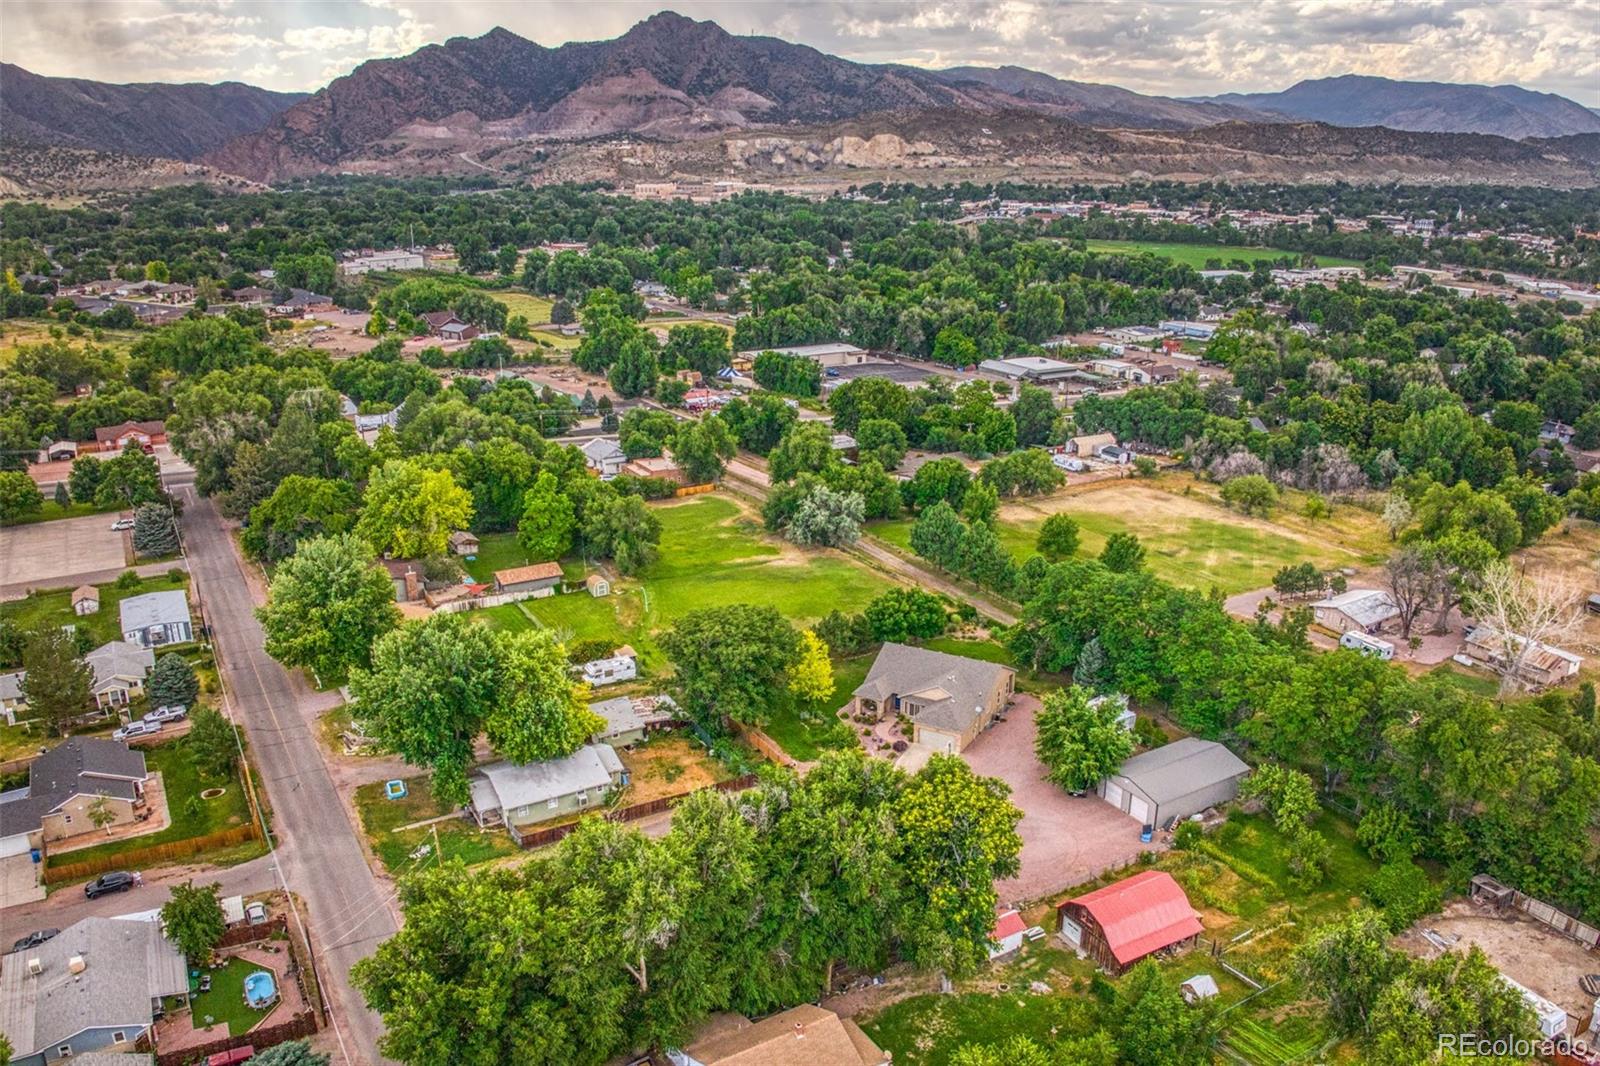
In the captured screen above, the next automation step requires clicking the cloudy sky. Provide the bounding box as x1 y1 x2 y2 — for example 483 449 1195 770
4 0 1598 105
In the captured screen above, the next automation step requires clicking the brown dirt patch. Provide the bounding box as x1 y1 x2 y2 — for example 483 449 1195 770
1396 898 1598 1023
618 735 730 804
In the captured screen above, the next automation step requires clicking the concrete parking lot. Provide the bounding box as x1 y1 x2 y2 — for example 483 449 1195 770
0 513 129 590
962 692 1161 905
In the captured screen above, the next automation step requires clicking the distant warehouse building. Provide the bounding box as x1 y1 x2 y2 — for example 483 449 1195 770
341 249 425 275
1100 738 1250 829
977 355 1080 383
735 342 868 367
1159 320 1218 340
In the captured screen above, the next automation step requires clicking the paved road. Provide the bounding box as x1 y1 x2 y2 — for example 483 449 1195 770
179 488 397 1066
722 457 1020 626
2 853 281 931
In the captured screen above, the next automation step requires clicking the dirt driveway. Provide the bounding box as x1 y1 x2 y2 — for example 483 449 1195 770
1398 898 1599 1027
0 512 129 588
962 693 1158 905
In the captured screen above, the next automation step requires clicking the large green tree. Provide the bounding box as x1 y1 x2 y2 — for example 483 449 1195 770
660 605 801 730
160 881 226 962
1034 687 1135 793
356 459 474 559
517 471 576 561
258 533 402 684
20 627 93 735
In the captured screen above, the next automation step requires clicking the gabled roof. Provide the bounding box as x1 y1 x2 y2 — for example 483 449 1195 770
422 310 464 329
84 641 155 692
0 917 186 1060
119 589 191 632
1114 738 1250 804
93 419 166 443
1061 869 1202 965
589 694 677 740
992 907 1026 942
854 643 1011 736
682 1004 888 1066
0 738 148 839
71 584 99 604
1310 588 1399 627
580 437 626 462
494 562 563 585
474 744 623 812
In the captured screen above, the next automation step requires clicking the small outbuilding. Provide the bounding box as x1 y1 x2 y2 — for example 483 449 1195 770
988 907 1027 960
1057 869 1203 975
1181 974 1220 1003
493 562 563 597
72 585 100 616
585 573 611 598
1100 737 1250 829
448 531 480 557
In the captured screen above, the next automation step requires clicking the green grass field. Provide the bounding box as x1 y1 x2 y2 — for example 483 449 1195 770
49 735 257 869
0 571 191 648
489 290 555 324
1085 239 1360 269
870 477 1389 595
4 499 126 526
763 654 872 761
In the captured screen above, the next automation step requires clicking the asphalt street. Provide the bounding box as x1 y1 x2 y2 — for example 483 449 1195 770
177 486 398 1066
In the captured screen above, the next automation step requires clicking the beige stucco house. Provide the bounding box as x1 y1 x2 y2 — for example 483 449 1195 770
851 643 1015 753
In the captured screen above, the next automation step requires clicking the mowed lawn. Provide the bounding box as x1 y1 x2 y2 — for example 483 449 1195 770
0 571 191 647
489 290 555 323
1085 239 1360 269
871 475 1389 595
478 495 897 674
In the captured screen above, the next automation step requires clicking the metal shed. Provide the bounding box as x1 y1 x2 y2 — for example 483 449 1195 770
1100 738 1250 829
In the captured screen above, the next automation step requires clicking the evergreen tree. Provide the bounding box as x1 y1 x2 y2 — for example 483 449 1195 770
148 652 200 708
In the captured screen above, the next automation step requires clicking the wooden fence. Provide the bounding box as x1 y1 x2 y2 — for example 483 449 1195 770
44 822 262 884
216 914 288 950
151 1010 318 1066
735 723 797 767
515 773 760 850
674 482 715 497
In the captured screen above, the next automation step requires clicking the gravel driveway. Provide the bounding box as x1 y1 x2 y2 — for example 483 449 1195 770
963 693 1162 905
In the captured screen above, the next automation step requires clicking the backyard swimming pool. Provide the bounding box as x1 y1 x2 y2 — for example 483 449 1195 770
243 970 277 1009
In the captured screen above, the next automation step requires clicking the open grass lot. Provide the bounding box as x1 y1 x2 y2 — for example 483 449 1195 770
1085 239 1360 269
763 654 872 761
489 289 555 324
872 474 1390 595
0 317 142 365
354 773 519 875
0 571 190 648
48 735 259 870
4 499 125 527
477 495 898 675
862 810 1382 1066
186 956 277 1037
460 531 538 583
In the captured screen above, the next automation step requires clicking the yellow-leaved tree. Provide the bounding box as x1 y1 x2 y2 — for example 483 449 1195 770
787 629 834 703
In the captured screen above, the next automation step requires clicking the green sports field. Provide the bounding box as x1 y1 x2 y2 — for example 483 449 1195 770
1085 239 1360 269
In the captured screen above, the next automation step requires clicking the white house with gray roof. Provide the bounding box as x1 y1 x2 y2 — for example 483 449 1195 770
469 744 628 843
851 643 1015 754
84 641 156 711
1099 738 1250 830
119 590 192 649
1310 588 1399 634
0 916 186 1065
580 437 628 479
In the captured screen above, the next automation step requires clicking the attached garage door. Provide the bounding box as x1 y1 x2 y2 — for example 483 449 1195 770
1103 782 1124 811
1060 916 1083 947
0 833 32 859
1128 796 1151 825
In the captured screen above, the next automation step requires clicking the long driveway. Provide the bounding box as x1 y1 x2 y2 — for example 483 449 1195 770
179 487 397 1066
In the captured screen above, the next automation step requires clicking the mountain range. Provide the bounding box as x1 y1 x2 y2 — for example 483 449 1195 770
2 13 1597 190
1196 74 1600 141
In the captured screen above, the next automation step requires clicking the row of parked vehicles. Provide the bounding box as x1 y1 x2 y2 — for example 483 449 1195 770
110 703 187 742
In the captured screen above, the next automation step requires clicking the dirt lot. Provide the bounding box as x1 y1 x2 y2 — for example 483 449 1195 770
961 693 1159 905
619 734 730 805
1398 898 1599 1027
0 512 129 587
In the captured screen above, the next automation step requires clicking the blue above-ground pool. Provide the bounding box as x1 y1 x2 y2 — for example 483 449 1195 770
385 779 408 800
243 970 277 1009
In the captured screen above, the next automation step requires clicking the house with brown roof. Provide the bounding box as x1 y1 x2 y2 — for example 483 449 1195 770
91 421 166 452
669 1004 889 1066
1057 869 1203 975
850 643 1014 754
421 310 478 342
493 562 563 596
71 586 100 616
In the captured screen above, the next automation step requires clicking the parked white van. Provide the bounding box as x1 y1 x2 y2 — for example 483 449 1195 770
1339 631 1394 660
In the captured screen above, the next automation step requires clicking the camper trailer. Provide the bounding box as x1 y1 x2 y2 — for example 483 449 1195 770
1339 631 1395 660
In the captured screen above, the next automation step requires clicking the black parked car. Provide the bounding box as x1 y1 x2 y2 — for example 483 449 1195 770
83 871 136 899
11 928 59 952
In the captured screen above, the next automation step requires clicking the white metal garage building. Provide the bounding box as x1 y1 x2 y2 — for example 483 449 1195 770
1100 738 1250 830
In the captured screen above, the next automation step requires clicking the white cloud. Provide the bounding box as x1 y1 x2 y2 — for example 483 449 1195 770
0 0 1595 105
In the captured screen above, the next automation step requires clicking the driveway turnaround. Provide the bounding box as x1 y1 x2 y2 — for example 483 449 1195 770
961 693 1159 904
